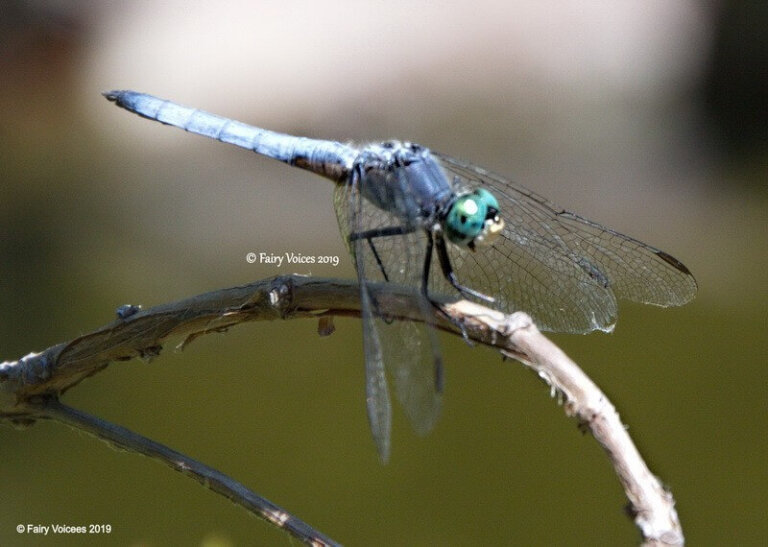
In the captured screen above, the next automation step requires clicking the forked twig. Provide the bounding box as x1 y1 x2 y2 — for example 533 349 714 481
0 275 683 545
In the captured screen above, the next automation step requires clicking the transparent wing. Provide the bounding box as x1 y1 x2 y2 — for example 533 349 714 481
336 177 392 461
434 153 698 333
358 278 392 461
334 178 442 454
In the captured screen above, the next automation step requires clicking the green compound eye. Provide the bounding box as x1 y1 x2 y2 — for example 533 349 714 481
445 188 503 248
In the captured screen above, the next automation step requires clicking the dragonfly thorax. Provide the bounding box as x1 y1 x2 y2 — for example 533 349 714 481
355 141 455 223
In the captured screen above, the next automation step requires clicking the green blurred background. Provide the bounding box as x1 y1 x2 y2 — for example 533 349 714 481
1 1 766 545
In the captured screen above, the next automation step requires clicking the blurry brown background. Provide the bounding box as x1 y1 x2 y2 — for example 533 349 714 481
1 1 765 545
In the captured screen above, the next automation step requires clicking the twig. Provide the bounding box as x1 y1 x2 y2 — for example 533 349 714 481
40 399 339 547
444 300 684 546
0 275 684 545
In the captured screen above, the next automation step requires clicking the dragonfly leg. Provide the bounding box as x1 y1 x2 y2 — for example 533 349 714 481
349 225 418 323
421 232 474 346
367 239 389 283
416 233 446 392
348 225 417 281
434 233 495 304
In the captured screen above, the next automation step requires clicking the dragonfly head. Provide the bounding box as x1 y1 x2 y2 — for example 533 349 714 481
444 188 504 250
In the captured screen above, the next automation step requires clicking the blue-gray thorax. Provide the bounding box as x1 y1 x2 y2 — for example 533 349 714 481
354 141 454 225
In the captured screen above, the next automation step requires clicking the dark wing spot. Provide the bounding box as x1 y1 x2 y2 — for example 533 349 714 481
656 250 692 275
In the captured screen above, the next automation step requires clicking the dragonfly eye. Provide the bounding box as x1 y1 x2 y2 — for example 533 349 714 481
445 188 503 248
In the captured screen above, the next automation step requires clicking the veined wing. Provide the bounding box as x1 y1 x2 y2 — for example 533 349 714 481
334 178 442 462
434 153 697 334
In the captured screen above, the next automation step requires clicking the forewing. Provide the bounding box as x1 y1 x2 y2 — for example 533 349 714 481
334 180 393 461
434 153 697 333
333 178 442 440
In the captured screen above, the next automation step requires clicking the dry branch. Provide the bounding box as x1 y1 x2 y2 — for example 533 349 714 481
0 275 683 545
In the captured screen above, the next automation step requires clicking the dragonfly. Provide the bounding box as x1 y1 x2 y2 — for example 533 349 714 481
105 90 697 461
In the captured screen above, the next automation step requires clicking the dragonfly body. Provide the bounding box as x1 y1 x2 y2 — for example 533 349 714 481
105 91 494 248
105 90 697 461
